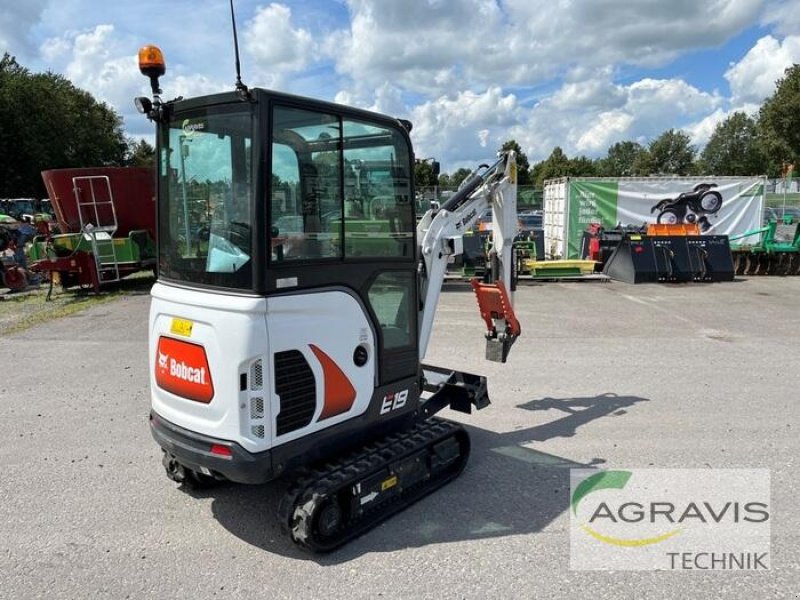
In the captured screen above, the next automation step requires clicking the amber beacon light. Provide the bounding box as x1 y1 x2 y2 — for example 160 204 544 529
138 45 166 95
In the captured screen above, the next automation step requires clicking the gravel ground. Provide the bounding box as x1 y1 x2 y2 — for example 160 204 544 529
0 276 798 599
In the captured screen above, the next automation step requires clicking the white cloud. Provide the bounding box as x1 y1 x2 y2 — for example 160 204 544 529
762 0 800 36
331 0 766 96
39 24 226 138
409 87 520 170
244 3 315 88
725 34 800 104
576 111 636 154
507 76 721 163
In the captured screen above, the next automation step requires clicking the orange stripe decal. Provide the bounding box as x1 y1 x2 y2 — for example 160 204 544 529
309 344 356 420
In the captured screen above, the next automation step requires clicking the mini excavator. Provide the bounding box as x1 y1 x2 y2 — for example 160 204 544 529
137 38 520 551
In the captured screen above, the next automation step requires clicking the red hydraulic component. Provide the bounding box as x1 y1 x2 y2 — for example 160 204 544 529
470 279 520 363
585 223 603 261
29 252 101 291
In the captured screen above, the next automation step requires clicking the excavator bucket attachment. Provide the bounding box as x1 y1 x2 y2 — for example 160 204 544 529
470 279 521 363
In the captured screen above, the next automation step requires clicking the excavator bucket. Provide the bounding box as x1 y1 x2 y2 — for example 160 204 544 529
470 279 521 363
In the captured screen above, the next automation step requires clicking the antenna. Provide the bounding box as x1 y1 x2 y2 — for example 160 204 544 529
229 0 250 99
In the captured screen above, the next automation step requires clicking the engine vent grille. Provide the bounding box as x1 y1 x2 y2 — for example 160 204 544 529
250 359 263 391
274 350 316 436
251 425 265 439
250 397 264 420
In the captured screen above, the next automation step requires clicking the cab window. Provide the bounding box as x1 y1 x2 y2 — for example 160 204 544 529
158 107 253 289
270 105 414 262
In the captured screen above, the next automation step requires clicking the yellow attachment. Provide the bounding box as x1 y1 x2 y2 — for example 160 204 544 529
138 45 166 76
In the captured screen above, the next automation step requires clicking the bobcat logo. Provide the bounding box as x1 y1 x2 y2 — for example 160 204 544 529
158 351 169 370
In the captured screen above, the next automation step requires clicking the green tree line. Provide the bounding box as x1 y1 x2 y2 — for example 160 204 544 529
0 53 154 199
418 64 800 190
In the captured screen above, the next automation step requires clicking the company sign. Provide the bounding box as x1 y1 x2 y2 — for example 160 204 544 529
570 469 770 571
155 336 214 403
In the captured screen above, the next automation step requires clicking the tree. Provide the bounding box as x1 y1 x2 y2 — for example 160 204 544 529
414 159 438 188
0 53 128 198
758 63 800 174
436 168 473 191
699 112 766 175
597 141 646 177
125 138 155 168
534 147 571 186
631 149 653 176
499 139 531 185
568 155 597 177
647 129 695 175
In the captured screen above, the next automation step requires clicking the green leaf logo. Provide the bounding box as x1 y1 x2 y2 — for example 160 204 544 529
572 470 632 515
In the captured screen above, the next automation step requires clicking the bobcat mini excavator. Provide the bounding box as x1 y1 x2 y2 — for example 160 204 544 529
137 44 520 552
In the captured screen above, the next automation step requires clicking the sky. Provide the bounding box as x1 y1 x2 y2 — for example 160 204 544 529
2 0 800 173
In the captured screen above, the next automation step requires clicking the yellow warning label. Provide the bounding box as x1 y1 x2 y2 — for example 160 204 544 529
170 318 193 337
630 235 642 241
381 475 398 491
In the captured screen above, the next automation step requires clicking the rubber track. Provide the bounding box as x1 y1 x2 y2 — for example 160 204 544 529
277 417 469 553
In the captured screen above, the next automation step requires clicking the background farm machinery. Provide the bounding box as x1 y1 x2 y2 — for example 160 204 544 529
26 167 156 292
729 215 800 275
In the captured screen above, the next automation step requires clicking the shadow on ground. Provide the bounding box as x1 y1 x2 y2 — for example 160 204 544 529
180 392 649 563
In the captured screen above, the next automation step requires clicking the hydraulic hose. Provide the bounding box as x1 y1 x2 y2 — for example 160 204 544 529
439 154 507 213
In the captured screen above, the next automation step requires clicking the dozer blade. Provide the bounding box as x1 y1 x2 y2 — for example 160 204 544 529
278 418 470 553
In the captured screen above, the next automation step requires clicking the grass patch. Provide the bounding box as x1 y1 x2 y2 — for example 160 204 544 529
0 273 154 337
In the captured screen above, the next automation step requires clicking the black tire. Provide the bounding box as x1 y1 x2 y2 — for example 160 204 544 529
656 208 681 225
1 266 28 291
699 190 723 213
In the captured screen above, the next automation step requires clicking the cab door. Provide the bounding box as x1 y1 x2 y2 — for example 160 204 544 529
264 100 418 446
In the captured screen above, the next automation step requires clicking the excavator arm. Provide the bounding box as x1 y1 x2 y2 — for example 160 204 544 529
416 151 520 363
